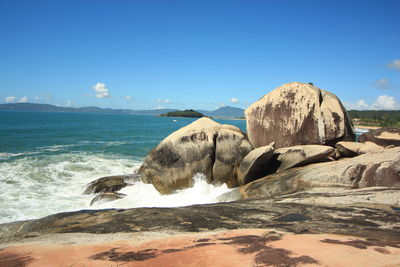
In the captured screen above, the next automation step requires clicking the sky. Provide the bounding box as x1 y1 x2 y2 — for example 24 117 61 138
0 0 399 111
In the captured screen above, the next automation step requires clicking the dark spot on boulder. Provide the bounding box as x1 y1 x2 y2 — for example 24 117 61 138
274 213 311 222
153 145 181 167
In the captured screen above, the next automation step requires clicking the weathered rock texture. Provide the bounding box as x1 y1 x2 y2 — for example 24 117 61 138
240 147 400 199
273 145 334 173
237 143 274 186
245 82 355 149
138 118 253 194
359 127 400 147
336 141 384 157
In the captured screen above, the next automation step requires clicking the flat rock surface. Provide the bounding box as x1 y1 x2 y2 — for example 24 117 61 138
1 229 400 267
1 198 400 244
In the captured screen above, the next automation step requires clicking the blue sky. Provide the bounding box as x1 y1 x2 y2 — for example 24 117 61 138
1 0 399 110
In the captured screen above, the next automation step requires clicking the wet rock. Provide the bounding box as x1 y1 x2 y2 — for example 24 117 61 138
240 147 400 199
245 82 355 149
237 143 275 185
358 127 400 147
138 118 253 194
336 141 384 157
83 174 138 195
90 192 126 206
273 145 335 173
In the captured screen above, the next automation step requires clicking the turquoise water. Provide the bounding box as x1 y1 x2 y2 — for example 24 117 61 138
0 111 245 223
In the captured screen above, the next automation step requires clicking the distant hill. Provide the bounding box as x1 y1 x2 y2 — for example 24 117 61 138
201 106 245 118
0 103 178 115
0 103 245 118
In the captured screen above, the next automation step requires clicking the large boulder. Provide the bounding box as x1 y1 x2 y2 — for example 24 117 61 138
138 118 253 194
212 128 254 187
273 145 335 173
358 127 400 147
245 82 355 149
237 143 275 185
336 141 384 157
240 147 400 199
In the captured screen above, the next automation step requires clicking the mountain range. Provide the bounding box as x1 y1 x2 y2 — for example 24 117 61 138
0 103 245 118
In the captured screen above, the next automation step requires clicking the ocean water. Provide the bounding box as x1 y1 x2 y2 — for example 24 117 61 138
0 111 246 224
0 111 366 224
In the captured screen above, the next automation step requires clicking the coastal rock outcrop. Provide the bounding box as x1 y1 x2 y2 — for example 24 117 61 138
273 145 335 173
83 174 138 194
138 118 253 194
237 143 275 185
245 82 355 149
336 141 384 157
240 147 400 199
212 128 254 187
358 127 400 147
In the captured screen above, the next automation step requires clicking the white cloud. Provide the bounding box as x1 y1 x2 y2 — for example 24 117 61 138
66 100 72 107
34 96 39 101
344 99 369 110
387 59 400 71
218 102 226 107
155 105 165 109
345 95 399 110
125 96 132 101
157 99 170 104
92 82 110 98
374 78 392 90
372 95 398 110
5 96 16 103
230 97 240 104
19 96 28 103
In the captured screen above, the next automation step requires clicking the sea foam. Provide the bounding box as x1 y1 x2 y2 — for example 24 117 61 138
0 153 237 224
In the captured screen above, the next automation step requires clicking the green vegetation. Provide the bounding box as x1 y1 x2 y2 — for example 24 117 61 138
160 109 205 118
348 110 400 127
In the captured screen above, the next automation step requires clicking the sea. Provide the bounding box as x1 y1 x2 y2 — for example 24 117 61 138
0 111 246 224
0 111 367 224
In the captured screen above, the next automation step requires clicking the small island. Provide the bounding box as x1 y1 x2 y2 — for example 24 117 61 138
160 109 205 118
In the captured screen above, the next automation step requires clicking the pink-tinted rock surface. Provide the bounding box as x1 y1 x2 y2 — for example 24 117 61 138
1 229 399 267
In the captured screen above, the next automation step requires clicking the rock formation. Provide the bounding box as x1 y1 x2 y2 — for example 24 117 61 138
240 147 400 199
273 145 335 173
245 82 355 149
336 141 384 157
358 127 400 147
138 118 253 194
237 143 275 185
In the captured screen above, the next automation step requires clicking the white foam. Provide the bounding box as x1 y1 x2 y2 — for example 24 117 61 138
0 155 238 224
0 153 141 224
355 128 370 134
93 173 237 209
